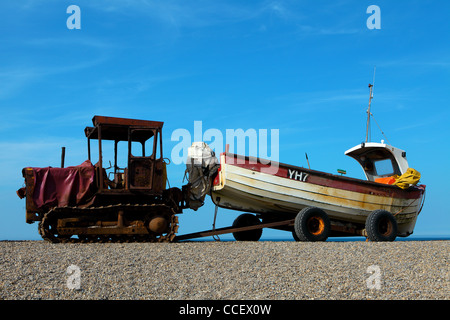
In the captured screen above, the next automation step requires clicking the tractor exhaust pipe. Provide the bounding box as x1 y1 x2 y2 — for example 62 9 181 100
61 147 66 168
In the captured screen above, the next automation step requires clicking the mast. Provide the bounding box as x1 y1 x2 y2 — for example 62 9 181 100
365 66 376 143
365 83 374 143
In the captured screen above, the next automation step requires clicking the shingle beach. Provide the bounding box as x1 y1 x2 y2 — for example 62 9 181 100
1 240 448 300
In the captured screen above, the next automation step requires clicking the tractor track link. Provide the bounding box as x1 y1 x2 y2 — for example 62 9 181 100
38 203 179 243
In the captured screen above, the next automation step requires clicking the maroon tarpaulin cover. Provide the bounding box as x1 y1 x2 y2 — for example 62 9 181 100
31 160 95 209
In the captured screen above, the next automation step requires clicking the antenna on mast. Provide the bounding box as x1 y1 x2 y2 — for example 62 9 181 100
365 67 376 143
372 66 376 96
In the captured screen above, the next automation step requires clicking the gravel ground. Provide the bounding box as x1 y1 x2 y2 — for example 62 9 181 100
0 240 448 300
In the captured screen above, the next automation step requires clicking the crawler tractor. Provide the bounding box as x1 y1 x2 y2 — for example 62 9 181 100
17 116 192 243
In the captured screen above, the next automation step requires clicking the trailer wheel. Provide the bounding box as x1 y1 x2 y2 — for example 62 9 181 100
294 207 330 241
232 214 262 241
365 210 398 242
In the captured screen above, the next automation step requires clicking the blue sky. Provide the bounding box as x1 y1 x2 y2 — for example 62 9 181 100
1 0 449 240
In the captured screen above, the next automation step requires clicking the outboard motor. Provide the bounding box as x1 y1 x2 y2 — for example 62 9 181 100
185 142 219 210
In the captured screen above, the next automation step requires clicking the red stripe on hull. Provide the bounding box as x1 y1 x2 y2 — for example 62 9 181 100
222 153 424 200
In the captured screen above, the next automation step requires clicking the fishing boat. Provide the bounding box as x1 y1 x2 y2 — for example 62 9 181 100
189 84 426 242
209 141 425 241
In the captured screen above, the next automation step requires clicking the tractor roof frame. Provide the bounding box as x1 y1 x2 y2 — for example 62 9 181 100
84 116 165 192
85 115 164 142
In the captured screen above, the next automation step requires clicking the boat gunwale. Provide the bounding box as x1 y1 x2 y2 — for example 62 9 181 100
220 152 425 196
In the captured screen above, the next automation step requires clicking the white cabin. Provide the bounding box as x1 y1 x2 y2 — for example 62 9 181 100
345 140 409 182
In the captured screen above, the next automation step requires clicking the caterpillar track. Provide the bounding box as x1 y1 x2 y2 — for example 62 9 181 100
38 203 179 243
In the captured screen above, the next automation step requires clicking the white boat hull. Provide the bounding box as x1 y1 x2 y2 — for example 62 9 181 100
211 153 425 237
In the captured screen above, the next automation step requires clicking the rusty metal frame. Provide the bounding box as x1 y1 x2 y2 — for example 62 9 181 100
174 218 365 241
127 126 161 190
174 219 295 241
98 124 104 192
84 116 166 193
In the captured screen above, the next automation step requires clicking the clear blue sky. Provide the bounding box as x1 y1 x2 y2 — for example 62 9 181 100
1 1 449 240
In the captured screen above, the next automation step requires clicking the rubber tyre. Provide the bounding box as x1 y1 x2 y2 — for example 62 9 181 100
232 214 262 241
294 207 330 241
292 230 300 241
365 209 398 242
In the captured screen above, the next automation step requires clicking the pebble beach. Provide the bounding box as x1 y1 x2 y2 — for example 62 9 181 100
0 240 448 300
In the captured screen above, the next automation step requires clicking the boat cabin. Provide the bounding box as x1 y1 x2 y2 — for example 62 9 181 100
345 140 409 182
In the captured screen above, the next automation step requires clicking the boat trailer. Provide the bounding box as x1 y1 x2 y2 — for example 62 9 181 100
174 216 366 242
175 219 295 241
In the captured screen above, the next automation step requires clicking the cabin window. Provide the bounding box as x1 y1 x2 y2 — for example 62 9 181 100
130 141 145 157
129 131 155 158
374 158 394 176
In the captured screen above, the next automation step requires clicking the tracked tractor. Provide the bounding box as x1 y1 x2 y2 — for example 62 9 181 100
17 116 192 243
